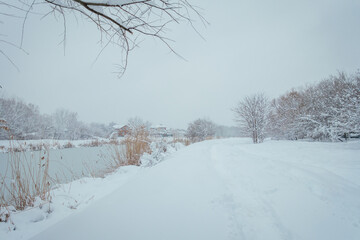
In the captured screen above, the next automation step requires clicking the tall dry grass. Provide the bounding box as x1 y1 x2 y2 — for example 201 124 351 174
0 122 52 212
91 126 152 178
172 137 191 146
107 125 151 168
0 147 52 211
122 127 151 165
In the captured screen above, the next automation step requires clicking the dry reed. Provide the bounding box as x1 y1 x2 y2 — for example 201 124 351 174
0 122 52 211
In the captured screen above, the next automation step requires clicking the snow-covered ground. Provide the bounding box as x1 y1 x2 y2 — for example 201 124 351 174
1 138 360 240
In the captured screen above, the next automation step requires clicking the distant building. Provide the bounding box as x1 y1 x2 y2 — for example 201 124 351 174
110 124 131 138
172 129 186 138
150 124 172 137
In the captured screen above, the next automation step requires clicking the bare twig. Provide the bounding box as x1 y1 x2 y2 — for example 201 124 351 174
1 0 206 76
20 0 36 48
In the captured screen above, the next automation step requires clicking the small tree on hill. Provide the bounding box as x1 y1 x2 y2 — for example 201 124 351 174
233 93 269 144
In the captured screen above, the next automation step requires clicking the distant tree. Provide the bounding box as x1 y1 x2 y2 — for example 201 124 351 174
0 0 206 76
215 125 242 138
233 93 269 144
186 118 216 143
0 96 119 140
52 108 85 140
0 97 46 139
88 122 112 138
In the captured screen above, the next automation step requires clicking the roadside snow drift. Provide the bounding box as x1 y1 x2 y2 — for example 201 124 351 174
6 138 360 240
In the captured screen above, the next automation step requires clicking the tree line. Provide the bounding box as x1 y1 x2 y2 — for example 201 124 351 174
234 70 360 143
0 98 112 140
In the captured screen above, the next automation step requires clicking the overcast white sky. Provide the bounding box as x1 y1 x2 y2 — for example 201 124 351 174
1 0 360 129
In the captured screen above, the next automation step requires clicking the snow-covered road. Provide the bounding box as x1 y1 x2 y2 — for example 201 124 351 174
30 138 360 240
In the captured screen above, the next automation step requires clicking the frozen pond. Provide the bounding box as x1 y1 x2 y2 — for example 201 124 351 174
0 145 125 185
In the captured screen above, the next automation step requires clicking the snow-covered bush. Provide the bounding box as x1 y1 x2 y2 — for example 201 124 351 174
140 140 184 167
186 118 216 143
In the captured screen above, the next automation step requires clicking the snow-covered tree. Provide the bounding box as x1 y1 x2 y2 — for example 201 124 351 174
300 72 360 141
268 70 360 141
186 118 216 143
233 93 269 144
52 109 86 140
0 96 116 140
0 97 45 139
268 90 305 140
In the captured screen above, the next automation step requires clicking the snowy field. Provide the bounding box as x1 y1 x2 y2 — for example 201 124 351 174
1 138 360 240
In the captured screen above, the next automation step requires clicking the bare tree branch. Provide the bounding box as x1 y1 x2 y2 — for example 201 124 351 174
0 50 20 72
20 0 35 48
1 0 206 76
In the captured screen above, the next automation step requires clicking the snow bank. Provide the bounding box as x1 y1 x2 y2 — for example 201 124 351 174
0 166 141 240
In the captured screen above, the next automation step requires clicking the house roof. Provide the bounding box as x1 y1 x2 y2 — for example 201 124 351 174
151 124 167 129
113 124 128 129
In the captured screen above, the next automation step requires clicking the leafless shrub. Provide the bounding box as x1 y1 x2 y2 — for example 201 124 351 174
79 139 106 147
28 142 47 151
63 141 74 148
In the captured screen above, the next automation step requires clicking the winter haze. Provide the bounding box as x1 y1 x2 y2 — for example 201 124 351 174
1 0 360 128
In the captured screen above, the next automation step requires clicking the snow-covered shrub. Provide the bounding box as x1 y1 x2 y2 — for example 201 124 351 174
140 140 184 167
0 206 12 223
186 118 216 143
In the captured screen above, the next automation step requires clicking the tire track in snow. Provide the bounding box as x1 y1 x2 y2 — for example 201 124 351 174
208 143 245 240
214 140 360 239
233 145 360 226
210 143 293 240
